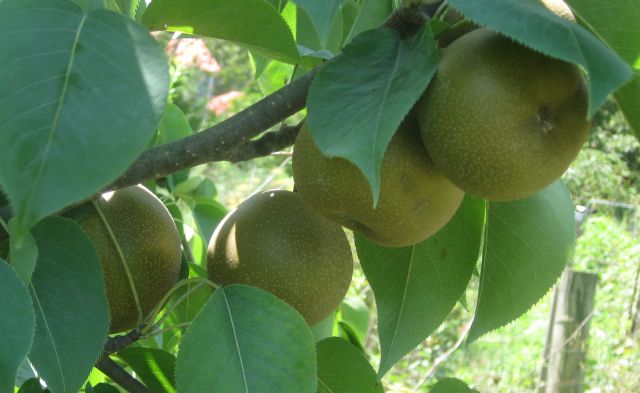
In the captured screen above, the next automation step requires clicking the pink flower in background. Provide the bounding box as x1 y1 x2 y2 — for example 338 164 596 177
166 38 221 73
207 91 244 116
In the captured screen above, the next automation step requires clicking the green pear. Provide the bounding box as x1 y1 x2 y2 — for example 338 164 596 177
79 185 182 333
207 190 353 325
417 28 589 201
292 119 464 247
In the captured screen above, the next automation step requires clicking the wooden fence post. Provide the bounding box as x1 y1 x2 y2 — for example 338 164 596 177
539 269 598 393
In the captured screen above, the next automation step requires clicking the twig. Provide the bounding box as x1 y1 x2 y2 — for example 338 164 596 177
384 3 436 38
226 123 302 163
96 355 152 393
412 320 472 391
104 328 144 354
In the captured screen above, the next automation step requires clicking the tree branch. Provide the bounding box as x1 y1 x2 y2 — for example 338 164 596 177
104 3 435 192
106 68 318 192
96 355 152 393
104 327 144 354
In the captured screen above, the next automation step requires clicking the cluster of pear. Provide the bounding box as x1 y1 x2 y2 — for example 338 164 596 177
207 9 590 325
293 26 589 248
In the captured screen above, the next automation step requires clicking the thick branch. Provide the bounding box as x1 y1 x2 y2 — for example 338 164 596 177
96 355 152 393
106 4 435 192
107 68 318 192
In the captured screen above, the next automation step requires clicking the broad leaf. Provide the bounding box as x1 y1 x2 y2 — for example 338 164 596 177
164 280 215 327
0 260 35 393
28 217 110 393
565 0 640 136
143 0 300 64
356 196 485 376
175 285 316 393
0 0 169 237
291 0 342 48
448 0 632 117
340 0 360 45
307 26 438 204
117 348 176 393
90 384 119 393
8 219 37 284
297 6 343 54
339 297 370 347
153 103 193 146
345 0 393 43
310 314 335 342
429 378 477 393
316 338 383 393
17 379 47 393
616 76 640 138
468 181 575 343
193 201 227 246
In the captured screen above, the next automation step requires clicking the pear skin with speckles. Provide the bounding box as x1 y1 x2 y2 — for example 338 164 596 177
207 190 353 325
417 28 589 201
79 185 181 333
292 120 464 247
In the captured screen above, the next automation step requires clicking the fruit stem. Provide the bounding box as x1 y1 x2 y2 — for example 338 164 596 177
142 322 193 338
140 277 218 335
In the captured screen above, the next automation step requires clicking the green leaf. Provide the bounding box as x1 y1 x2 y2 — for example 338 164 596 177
356 196 485 376
310 314 335 342
307 26 438 204
193 201 227 246
0 260 35 393
291 0 342 48
90 384 119 393
345 0 393 44
175 285 317 393
564 0 640 136
296 6 343 53
448 0 632 117
340 0 360 44
265 0 288 12
615 75 640 138
17 379 47 393
143 0 300 64
153 103 193 146
105 0 145 20
117 347 176 393
337 321 364 351
28 217 110 393
316 338 383 393
339 297 370 346
429 378 476 393
8 219 37 284
0 0 169 236
164 280 215 327
468 181 575 343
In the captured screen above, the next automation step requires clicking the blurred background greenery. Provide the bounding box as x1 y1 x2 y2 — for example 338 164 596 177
164 34 640 393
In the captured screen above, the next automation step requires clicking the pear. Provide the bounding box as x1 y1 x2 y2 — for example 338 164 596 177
207 190 353 325
417 28 589 201
292 119 464 247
